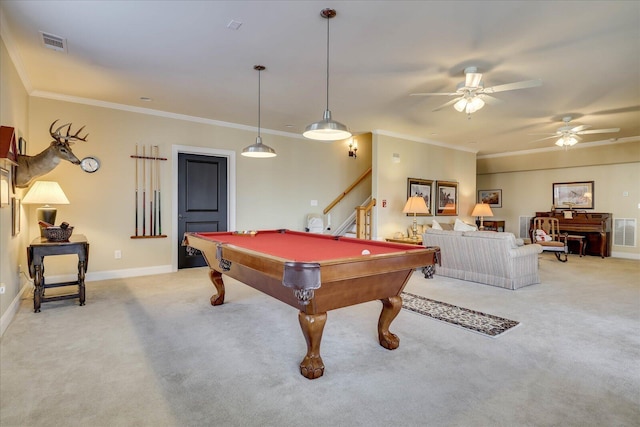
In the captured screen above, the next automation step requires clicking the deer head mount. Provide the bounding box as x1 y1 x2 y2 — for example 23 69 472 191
16 120 88 188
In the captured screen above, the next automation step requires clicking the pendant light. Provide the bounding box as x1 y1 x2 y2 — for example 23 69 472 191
303 8 351 142
242 65 277 158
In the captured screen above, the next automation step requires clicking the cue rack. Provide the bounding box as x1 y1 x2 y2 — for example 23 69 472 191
130 144 167 239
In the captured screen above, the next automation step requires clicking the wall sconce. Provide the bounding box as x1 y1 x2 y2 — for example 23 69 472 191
348 139 357 159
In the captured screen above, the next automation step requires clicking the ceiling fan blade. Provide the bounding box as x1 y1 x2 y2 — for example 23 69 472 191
409 92 458 97
570 125 590 133
465 72 483 88
576 128 620 135
478 94 502 105
432 97 463 112
530 135 559 142
483 79 542 94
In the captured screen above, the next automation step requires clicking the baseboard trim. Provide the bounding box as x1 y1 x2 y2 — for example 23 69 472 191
611 251 640 260
47 265 175 284
0 283 32 337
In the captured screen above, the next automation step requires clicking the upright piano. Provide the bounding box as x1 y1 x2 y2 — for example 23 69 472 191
533 212 612 258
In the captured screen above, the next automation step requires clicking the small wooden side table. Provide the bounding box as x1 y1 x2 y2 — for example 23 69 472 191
27 234 90 313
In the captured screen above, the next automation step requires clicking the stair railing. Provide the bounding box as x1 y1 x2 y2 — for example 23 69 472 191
355 198 376 239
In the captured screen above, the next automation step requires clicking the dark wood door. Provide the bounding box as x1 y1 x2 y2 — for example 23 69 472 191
177 153 228 268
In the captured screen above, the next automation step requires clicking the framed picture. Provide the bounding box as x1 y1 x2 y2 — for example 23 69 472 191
553 181 594 209
0 168 9 207
406 178 433 216
18 137 27 155
436 180 458 215
12 197 20 236
478 189 502 208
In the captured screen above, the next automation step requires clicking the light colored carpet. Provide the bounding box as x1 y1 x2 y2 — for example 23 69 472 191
1 254 639 427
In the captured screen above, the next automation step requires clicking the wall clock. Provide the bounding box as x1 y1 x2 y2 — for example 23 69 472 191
80 156 100 173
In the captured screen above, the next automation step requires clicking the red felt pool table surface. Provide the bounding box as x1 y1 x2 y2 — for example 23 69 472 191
194 229 423 261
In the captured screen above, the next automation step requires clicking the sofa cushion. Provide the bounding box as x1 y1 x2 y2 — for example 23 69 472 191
454 218 477 232
462 230 519 248
425 228 465 237
431 219 443 230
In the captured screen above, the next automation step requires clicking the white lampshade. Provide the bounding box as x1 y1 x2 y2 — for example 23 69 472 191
22 181 69 234
403 196 429 214
22 181 70 205
471 203 493 217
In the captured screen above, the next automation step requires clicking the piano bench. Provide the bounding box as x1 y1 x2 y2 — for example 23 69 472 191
566 235 586 257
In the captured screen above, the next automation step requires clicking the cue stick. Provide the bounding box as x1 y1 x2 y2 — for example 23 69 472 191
135 144 139 236
142 145 146 236
152 145 158 235
149 144 154 236
156 145 161 235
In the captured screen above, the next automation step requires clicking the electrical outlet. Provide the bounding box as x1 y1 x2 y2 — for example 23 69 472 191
115 250 122 259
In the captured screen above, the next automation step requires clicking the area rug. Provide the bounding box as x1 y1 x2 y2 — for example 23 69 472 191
401 292 520 337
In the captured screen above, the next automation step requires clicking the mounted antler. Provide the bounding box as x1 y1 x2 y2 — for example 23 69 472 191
50 119 89 143
15 120 88 188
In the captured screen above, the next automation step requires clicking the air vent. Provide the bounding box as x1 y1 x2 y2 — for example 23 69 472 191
519 216 533 239
614 218 636 247
40 32 67 52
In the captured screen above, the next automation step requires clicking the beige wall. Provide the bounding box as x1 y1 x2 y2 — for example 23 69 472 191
0 37 31 329
372 132 477 240
24 98 372 277
477 142 640 258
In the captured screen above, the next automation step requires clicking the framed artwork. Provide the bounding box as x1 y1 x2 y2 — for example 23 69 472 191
12 197 20 236
478 189 502 208
436 180 458 216
553 181 594 209
406 178 433 216
0 168 9 207
18 137 27 155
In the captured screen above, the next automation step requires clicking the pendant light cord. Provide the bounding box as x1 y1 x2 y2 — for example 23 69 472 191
256 67 262 138
325 13 330 111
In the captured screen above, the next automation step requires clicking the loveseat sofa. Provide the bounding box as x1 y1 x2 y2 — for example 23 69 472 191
422 229 543 290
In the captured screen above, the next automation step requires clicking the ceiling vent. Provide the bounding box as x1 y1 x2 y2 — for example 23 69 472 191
40 32 67 52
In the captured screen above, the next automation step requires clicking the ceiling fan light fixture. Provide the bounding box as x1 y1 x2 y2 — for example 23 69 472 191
454 96 485 114
304 8 351 142
555 135 578 147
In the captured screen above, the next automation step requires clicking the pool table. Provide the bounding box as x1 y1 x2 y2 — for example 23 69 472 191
183 229 439 379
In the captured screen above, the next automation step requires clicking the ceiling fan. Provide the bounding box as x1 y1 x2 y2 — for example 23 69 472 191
531 116 620 147
410 66 542 116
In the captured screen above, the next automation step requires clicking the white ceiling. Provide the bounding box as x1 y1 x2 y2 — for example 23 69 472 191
1 1 639 156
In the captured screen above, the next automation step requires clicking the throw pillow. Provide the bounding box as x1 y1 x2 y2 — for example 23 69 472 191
431 219 443 230
453 218 477 232
535 229 552 242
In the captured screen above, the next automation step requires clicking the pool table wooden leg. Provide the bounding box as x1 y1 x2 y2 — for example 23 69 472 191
298 312 327 380
208 269 226 306
378 295 401 350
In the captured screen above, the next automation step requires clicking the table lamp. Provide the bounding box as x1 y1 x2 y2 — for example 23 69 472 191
22 181 70 236
471 203 493 230
403 196 429 239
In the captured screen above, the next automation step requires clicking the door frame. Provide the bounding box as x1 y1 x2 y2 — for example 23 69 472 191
171 144 236 272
